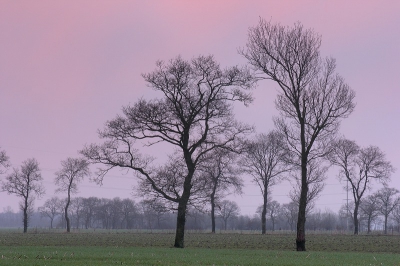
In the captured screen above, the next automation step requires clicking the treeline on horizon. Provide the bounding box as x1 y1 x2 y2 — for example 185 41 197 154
1 195 400 234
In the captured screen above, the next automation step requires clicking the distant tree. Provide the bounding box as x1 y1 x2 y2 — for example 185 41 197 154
82 55 254 248
320 209 337 231
1 158 45 233
0 147 10 175
217 200 240 230
38 197 63 229
375 187 400 234
242 19 356 251
329 138 394 234
140 198 169 229
81 197 99 229
69 197 85 229
199 149 243 233
391 204 400 233
281 201 298 231
55 157 90 233
240 131 290 234
267 200 281 231
121 198 139 229
359 194 380 234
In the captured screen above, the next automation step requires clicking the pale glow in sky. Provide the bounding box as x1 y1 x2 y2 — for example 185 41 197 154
1 1 399 216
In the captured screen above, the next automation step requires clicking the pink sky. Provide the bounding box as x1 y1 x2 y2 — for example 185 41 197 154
1 1 399 216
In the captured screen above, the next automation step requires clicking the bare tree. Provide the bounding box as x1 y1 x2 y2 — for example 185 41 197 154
240 131 290 234
375 186 400 234
70 197 85 229
241 19 355 250
140 198 169 229
267 200 281 231
391 204 400 233
329 138 394 234
217 200 240 230
121 198 139 229
359 194 380 234
81 197 99 229
55 157 90 232
282 201 298 231
81 55 254 248
198 149 243 233
38 197 63 229
0 147 10 175
1 158 45 232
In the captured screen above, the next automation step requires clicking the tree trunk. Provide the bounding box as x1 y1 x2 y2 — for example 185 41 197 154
174 171 192 248
353 201 359 235
65 191 71 233
261 190 267 234
211 197 216 233
384 215 388 234
367 217 371 234
23 198 28 233
174 199 188 248
210 186 217 233
296 160 308 251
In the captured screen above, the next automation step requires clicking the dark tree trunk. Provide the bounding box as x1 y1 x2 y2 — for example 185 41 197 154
210 184 217 233
296 160 308 251
211 198 216 233
23 197 28 233
261 189 268 234
384 215 388 234
174 199 188 248
65 191 71 233
174 169 192 248
353 201 359 235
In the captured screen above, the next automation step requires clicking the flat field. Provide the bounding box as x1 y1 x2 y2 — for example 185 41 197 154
0 230 399 265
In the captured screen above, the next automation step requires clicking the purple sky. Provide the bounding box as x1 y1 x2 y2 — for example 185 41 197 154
1 1 399 216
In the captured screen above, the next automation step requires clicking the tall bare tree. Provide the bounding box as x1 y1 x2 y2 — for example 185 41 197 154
81 55 254 248
1 158 45 232
198 149 243 233
55 157 90 232
240 131 290 234
375 186 400 234
241 19 356 250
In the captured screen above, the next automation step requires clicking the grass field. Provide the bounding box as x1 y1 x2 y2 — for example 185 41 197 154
0 230 399 265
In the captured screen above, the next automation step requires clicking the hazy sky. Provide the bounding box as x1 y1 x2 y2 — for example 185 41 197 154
1 1 399 216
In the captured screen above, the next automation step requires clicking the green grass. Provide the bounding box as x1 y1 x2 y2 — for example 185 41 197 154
1 246 400 266
0 230 400 265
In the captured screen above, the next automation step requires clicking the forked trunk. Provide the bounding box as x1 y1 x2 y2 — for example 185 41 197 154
23 197 28 233
174 171 192 248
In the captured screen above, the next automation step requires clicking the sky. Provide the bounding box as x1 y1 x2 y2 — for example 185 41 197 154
1 1 399 216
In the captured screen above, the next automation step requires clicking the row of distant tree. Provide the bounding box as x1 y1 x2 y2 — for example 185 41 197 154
0 19 396 252
1 192 400 234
